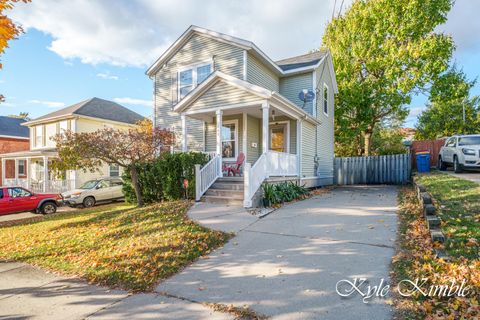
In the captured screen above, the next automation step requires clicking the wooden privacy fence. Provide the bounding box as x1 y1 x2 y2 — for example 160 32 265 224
334 154 411 185
410 139 445 169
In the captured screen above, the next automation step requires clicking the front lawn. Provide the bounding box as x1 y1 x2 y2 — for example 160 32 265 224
0 202 230 292
392 183 480 319
415 172 480 259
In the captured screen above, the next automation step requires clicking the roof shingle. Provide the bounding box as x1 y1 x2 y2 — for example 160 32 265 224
31 97 145 124
276 50 328 71
0 116 29 138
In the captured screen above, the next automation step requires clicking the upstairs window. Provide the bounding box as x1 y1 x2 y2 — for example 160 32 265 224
35 125 44 147
178 62 212 99
109 164 120 177
323 84 329 116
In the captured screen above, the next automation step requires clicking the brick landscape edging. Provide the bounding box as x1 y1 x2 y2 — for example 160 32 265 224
413 179 450 261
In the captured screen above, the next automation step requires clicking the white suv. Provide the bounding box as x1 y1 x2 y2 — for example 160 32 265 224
439 135 480 173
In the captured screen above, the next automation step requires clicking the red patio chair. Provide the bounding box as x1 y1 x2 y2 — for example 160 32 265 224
223 153 245 176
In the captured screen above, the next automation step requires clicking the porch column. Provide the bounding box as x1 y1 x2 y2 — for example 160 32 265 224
297 119 303 177
181 113 187 152
43 156 48 192
1 158 5 185
261 101 269 154
215 110 223 155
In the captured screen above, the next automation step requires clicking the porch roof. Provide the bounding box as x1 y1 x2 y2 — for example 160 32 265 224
173 71 320 125
0 148 58 159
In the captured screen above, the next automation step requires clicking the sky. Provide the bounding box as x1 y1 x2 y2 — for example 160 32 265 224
0 0 479 128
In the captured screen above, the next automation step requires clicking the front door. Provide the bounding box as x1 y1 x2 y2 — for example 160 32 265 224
269 123 288 153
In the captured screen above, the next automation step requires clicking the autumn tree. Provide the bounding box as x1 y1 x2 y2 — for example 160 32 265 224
0 0 30 103
52 119 175 207
415 67 480 140
323 0 454 156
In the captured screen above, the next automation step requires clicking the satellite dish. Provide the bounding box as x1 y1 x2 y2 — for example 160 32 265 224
298 89 315 103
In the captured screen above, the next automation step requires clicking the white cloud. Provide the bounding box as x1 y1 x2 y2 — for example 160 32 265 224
1 102 16 107
113 97 151 107
8 0 476 69
9 0 349 67
28 99 65 108
96 72 119 80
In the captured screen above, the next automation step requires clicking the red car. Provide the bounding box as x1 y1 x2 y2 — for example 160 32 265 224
0 186 63 215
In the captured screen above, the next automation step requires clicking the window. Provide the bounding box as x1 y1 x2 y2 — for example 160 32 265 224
59 121 68 132
178 62 212 99
221 120 238 159
97 180 110 189
446 138 456 147
8 187 31 198
18 160 26 176
323 84 329 115
111 179 123 187
45 123 56 147
35 125 44 147
109 164 120 177
0 189 3 199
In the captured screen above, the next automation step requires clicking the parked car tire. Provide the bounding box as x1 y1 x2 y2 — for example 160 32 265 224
83 196 96 208
438 156 447 171
453 156 463 173
40 202 57 215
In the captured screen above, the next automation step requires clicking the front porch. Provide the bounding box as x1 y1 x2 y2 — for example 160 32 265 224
186 100 303 207
0 149 75 193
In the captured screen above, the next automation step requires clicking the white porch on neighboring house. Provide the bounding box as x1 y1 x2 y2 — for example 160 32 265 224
0 150 75 193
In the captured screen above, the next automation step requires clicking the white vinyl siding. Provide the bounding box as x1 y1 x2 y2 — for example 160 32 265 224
154 33 245 152
246 53 279 92
279 73 314 115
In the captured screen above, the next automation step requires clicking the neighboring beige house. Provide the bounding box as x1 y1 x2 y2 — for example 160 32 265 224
0 97 144 193
146 26 338 207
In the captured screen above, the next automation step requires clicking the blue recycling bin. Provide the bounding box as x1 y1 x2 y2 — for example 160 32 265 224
416 152 430 173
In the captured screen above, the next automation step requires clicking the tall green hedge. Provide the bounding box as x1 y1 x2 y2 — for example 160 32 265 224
123 152 209 204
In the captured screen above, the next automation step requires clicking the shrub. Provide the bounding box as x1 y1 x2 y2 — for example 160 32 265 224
123 152 208 204
262 181 309 207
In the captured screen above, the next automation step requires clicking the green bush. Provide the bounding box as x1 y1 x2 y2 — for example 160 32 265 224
262 181 309 207
123 152 209 204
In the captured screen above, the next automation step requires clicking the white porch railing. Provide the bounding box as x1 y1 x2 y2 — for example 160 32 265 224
3 179 75 193
195 154 222 201
243 151 298 207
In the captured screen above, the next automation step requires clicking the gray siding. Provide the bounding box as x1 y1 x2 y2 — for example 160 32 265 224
189 81 261 112
246 53 279 92
246 115 261 164
301 120 316 177
314 61 335 179
279 72 314 115
154 33 245 151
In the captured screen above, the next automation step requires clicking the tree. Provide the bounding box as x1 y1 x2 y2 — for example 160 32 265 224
323 0 454 156
8 112 29 120
370 126 408 155
415 67 480 140
1 0 30 103
51 119 175 207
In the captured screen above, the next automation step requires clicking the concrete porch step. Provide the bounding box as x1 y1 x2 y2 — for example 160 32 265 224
201 195 244 206
217 176 244 183
211 182 244 191
205 189 243 198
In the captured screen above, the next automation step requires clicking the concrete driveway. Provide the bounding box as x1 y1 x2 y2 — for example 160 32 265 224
445 167 480 184
149 185 396 320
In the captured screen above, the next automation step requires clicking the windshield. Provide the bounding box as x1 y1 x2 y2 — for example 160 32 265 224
458 136 480 146
79 180 99 189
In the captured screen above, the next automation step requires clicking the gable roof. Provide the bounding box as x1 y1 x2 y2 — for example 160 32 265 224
174 71 319 125
276 51 328 71
26 97 145 126
0 116 29 138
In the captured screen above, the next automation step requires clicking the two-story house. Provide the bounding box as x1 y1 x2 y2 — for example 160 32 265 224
0 97 144 193
147 26 338 207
